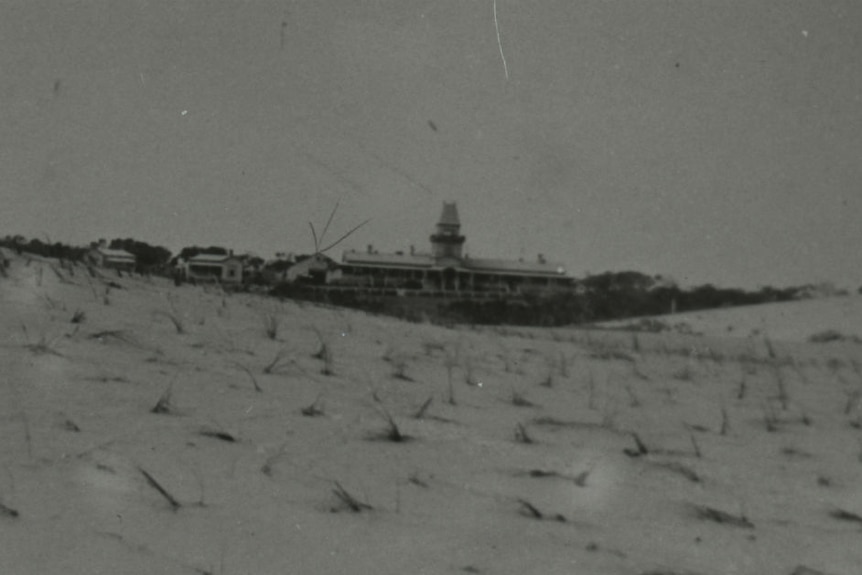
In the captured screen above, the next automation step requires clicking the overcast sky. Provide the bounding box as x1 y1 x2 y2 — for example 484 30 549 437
2 1 861 288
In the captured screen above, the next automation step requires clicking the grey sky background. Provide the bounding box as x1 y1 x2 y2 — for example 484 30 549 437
2 1 861 289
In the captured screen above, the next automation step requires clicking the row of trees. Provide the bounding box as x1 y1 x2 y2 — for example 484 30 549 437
0 235 224 275
0 235 90 262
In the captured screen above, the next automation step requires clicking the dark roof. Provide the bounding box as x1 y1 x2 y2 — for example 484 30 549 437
342 251 434 268
95 248 136 261
342 250 568 277
438 202 460 227
461 257 568 277
188 254 241 264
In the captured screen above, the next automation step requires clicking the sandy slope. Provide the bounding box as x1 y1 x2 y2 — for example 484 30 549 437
1 255 861 575
604 295 862 343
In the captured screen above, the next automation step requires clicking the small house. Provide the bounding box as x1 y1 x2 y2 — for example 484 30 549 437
285 253 337 284
87 241 136 271
185 253 243 284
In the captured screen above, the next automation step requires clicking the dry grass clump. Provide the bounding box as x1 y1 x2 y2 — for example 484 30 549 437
691 504 753 528
413 396 433 419
370 396 410 443
673 364 694 381
0 500 20 519
463 355 480 386
61 417 81 432
510 390 536 408
387 353 414 382
20 324 63 357
444 349 458 405
529 416 604 431
331 482 373 513
809 330 861 344
720 404 730 435
138 467 181 512
514 422 533 444
312 328 334 375
516 498 566 522
625 384 642 408
262 312 280 340
762 400 781 432
263 348 294 374
772 365 790 410
155 310 185 334
623 432 650 458
301 395 325 417
828 507 862 525
590 348 635 362
651 461 701 483
261 444 287 477
199 427 238 443
736 376 748 401
688 432 702 458
788 566 834 575
232 362 263 392
151 383 174 414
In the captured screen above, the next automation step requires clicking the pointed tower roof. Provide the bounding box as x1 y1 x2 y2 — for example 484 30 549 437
438 202 461 227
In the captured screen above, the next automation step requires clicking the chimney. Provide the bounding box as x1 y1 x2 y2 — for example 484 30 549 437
410 245 415 255
538 254 546 264
367 244 373 254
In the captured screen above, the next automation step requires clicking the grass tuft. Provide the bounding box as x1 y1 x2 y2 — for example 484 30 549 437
692 504 753 528
151 383 174 414
828 508 862 525
623 432 650 458
200 428 237 443
262 312 280 340
331 482 373 513
138 467 181 512
517 498 544 519
0 501 20 519
511 390 536 408
312 329 334 375
514 422 533 444
372 398 410 442
233 362 263 393
301 395 325 417
413 396 434 420
263 348 294 374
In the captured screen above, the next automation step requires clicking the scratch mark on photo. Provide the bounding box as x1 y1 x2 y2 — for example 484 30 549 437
493 0 509 80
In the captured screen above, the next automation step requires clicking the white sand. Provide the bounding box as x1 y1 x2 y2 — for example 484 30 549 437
1 254 860 575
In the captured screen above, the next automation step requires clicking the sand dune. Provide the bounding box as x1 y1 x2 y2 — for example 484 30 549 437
605 296 862 343
1 254 860 574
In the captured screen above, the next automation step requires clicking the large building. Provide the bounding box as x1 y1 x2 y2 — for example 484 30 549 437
334 202 572 296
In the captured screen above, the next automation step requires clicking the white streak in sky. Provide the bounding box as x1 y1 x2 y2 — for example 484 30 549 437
493 0 509 80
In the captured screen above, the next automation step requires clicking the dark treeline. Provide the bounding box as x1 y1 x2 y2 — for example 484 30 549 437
108 238 172 273
270 271 809 327
0 235 89 261
576 271 800 322
444 272 807 326
1 235 173 274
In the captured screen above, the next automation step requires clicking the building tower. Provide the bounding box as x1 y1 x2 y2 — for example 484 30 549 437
430 202 466 260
